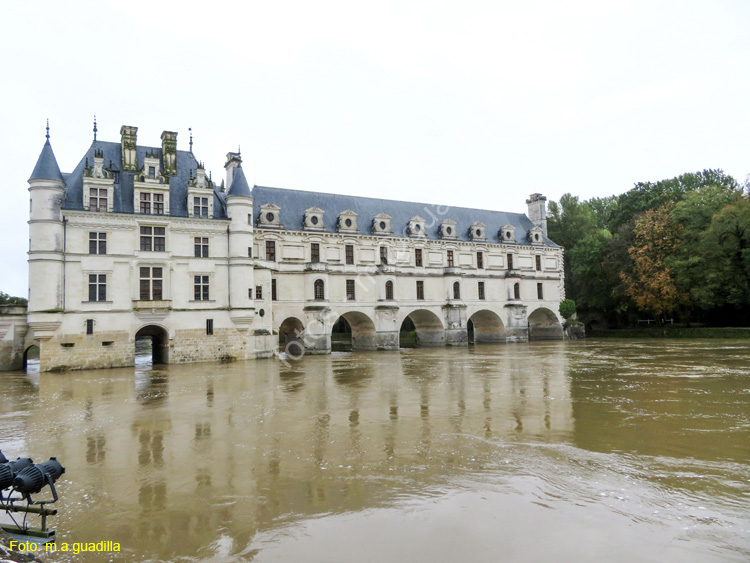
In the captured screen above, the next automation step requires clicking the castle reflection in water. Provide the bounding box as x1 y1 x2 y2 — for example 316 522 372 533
3 344 572 560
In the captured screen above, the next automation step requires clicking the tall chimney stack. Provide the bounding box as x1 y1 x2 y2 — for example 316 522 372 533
120 125 138 171
526 193 548 237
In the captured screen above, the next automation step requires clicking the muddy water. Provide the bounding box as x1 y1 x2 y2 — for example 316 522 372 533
1 340 749 562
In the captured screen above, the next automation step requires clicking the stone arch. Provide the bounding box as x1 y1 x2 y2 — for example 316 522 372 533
278 317 306 358
468 309 506 344
399 308 445 348
135 325 170 365
528 307 563 340
331 311 377 351
23 344 40 372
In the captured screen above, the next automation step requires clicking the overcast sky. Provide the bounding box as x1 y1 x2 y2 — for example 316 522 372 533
2 0 749 297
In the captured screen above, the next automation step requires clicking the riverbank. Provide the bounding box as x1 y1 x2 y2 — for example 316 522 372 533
590 326 750 338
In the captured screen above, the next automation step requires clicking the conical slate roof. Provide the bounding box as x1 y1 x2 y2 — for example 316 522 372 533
227 164 252 197
29 139 65 183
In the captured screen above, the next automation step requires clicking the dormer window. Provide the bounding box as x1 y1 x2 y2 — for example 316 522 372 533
304 207 325 231
528 226 544 245
470 221 487 242
408 216 426 237
337 210 358 233
134 154 169 216
440 219 457 240
372 213 392 235
500 224 516 243
258 203 282 228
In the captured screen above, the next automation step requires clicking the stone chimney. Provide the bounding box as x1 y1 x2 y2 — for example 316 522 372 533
120 126 138 171
225 151 242 190
161 131 177 175
526 193 548 237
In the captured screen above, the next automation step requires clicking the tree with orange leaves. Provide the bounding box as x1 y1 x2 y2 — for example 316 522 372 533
620 203 689 322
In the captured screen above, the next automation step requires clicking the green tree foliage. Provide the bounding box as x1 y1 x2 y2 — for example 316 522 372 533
559 299 576 320
0 292 27 306
547 169 746 327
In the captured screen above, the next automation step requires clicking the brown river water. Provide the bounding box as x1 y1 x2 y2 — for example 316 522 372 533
1 339 749 562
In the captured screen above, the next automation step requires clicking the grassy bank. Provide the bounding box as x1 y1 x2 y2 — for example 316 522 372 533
590 327 750 339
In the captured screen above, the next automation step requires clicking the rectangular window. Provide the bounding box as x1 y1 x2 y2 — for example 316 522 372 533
477 252 484 269
248 214 252 225
447 250 454 267
194 275 209 301
140 192 151 214
89 232 106 255
478 281 486 300
255 285 263 300
88 274 106 302
206 319 213 335
153 193 164 215
266 240 276 261
415 248 423 267
507 253 514 270
380 246 388 265
416 280 425 300
194 197 209 218
537 282 544 300
89 188 108 212
194 237 208 258
311 243 320 263
346 279 356 301
139 267 163 300
248 247 252 258
345 244 354 265
86 319 94 335
271 279 277 301
536 255 542 271
140 226 165 251
148 166 156 179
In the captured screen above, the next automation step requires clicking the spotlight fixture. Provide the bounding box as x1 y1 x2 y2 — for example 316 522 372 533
0 457 34 490
12 458 66 498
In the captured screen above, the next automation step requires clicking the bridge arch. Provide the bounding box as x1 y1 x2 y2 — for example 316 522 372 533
331 311 377 351
23 344 40 373
399 308 445 348
468 309 505 344
135 324 170 365
278 316 306 357
528 307 563 340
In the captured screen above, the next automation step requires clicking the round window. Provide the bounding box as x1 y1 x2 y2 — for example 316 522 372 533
414 224 421 232
345 218 352 227
446 226 452 235
476 229 482 237
311 216 319 225
266 212 275 222
506 231 511 239
379 221 386 230
535 233 540 241
259 308 265 317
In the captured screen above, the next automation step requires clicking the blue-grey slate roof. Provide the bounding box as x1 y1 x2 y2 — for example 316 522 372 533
53 138 556 245
251 186 558 246
227 164 252 197
29 140 64 183
60 141 226 218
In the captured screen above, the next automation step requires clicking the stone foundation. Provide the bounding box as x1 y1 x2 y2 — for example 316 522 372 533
40 331 133 372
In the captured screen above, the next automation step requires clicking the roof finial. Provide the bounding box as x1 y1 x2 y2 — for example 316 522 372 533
189 127 193 153
46 118 50 140
93 114 98 141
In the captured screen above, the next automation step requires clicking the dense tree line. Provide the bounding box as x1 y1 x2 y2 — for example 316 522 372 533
548 170 750 328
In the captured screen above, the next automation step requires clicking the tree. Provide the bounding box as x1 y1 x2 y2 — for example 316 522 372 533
559 299 576 320
620 203 688 321
0 292 27 306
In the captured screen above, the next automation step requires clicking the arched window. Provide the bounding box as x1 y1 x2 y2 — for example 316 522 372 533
453 281 460 299
513 282 520 300
314 279 325 300
385 280 394 300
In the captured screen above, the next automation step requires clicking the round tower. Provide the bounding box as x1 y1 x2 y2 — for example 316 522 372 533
224 157 256 326
28 124 65 314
